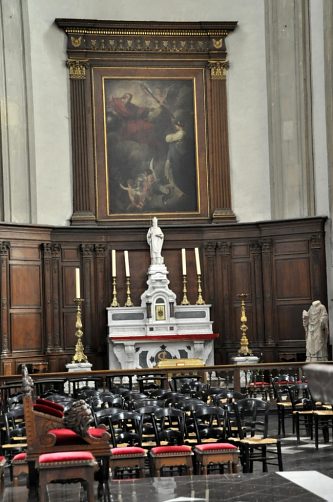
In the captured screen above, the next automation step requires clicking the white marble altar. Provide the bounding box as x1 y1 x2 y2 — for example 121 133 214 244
107 219 217 370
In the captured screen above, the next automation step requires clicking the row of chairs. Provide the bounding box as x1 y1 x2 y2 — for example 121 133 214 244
274 380 333 448
83 385 283 477
2 384 284 483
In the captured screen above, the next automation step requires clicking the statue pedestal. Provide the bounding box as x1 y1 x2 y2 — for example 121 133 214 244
65 362 92 372
232 355 259 365
231 355 259 389
65 362 93 393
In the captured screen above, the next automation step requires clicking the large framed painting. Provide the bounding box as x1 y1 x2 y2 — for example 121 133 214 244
93 67 207 220
55 19 237 224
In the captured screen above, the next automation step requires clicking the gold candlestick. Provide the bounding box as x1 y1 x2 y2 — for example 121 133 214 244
181 275 190 305
238 293 252 356
110 277 119 307
125 276 134 307
72 298 88 363
196 274 205 305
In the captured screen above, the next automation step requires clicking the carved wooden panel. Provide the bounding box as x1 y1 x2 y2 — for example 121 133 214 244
11 313 41 351
275 257 311 300
11 265 41 307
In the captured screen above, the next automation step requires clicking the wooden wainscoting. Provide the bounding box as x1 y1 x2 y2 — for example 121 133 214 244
0 217 327 373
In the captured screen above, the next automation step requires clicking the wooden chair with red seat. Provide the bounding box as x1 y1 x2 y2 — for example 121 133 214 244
108 410 147 478
37 451 98 502
21 366 112 497
149 407 193 477
192 405 239 475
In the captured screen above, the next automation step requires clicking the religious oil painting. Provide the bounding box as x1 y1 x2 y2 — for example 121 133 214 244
105 78 197 214
93 67 208 221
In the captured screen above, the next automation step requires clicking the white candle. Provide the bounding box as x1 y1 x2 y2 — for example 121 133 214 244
75 268 81 298
112 250 116 277
194 248 201 275
124 250 130 277
181 248 187 275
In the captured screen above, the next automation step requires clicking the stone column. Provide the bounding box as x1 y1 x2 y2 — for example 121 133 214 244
0 0 36 222
265 0 314 218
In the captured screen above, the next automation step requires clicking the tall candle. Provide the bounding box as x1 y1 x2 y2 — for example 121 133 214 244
194 248 201 275
75 267 81 298
124 250 130 277
181 248 187 275
112 250 116 277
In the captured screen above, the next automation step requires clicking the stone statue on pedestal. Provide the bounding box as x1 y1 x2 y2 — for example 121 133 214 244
147 217 164 265
302 300 329 362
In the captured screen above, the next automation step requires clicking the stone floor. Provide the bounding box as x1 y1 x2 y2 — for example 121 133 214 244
3 414 333 501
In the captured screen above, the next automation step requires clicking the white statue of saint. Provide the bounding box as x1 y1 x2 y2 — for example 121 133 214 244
147 217 164 265
302 300 329 362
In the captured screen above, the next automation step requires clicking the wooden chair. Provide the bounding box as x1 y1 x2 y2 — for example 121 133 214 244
37 451 98 502
233 398 283 473
149 407 193 477
192 405 239 474
108 411 146 478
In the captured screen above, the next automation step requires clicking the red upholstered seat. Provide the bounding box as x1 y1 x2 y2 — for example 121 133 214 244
12 452 27 461
48 428 85 445
39 451 95 464
37 451 97 502
109 446 146 479
111 447 145 456
0 456 5 463
151 445 192 455
195 443 237 452
150 445 193 476
87 427 107 438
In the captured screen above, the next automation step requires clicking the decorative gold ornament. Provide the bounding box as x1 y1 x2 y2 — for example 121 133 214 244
238 293 252 356
155 304 166 321
208 60 229 80
71 36 82 48
212 38 223 49
196 274 205 305
67 60 87 79
72 298 88 363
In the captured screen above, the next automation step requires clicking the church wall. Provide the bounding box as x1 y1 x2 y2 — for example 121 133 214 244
0 1 332 370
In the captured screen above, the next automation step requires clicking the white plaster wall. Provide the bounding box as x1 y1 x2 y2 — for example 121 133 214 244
26 0 270 225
